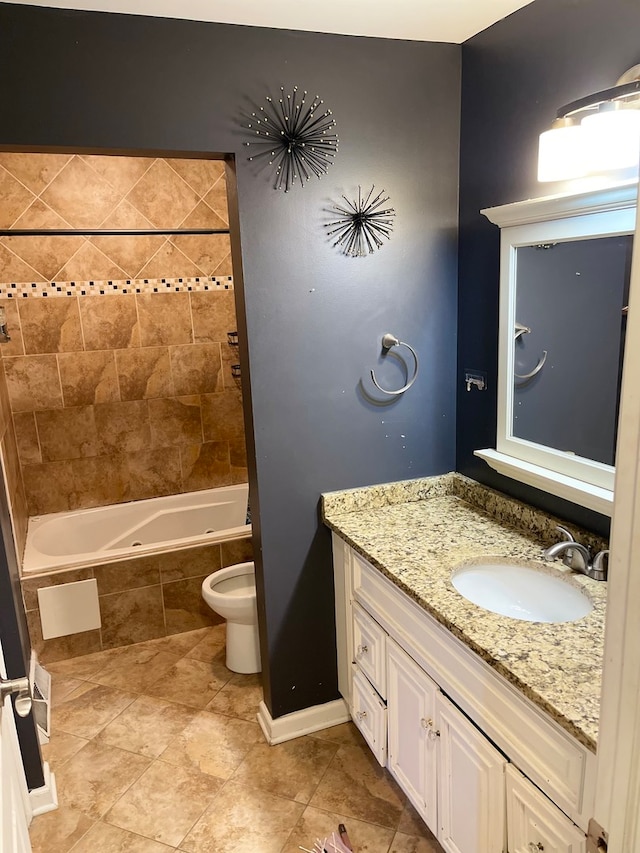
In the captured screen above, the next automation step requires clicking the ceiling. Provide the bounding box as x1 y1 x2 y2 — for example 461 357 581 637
5 0 535 43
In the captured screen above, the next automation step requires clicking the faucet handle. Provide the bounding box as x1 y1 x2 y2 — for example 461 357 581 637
590 549 609 581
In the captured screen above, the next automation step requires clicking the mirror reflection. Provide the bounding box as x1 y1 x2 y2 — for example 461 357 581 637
513 235 633 467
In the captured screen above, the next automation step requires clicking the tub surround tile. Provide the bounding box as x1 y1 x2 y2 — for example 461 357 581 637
54 739 150 820
69 453 129 509
116 347 174 401
79 155 154 196
28 802 95 853
9 476 29 564
178 201 227 232
5 233 84 282
95 400 151 455
201 389 244 442
90 233 166 282
145 655 231 709
206 672 262 722
0 167 36 228
93 555 161 595
166 158 225 198
126 446 182 501
58 350 119 406
190 291 236 344
163 576 217 635
220 537 253 567
96 695 196 759
19 294 83 354
180 441 232 493
68 821 176 853
322 473 606 750
4 354 63 412
99 585 166 649
137 292 192 347
281 806 396 853
138 242 203 280
22 460 74 515
40 157 123 230
159 709 262 779
52 682 137 739
79 295 140 351
159 544 221 583
202 177 229 223
105 759 223 848
170 344 223 396
13 411 42 465
36 406 99 462
0 243 44 284
170 234 229 277
126 159 200 230
148 396 203 449
0 152 72 195
22 566 94 611
0 299 24 356
180 780 304 853
27 610 102 662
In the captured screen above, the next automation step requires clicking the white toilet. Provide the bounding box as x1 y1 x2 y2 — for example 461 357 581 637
201 561 261 674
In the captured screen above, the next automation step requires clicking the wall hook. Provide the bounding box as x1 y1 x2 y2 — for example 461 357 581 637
514 321 547 380
370 333 419 396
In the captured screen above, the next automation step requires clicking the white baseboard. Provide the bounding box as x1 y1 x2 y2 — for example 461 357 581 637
257 698 350 745
29 762 58 817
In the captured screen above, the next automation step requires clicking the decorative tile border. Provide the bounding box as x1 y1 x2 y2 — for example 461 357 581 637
0 276 234 299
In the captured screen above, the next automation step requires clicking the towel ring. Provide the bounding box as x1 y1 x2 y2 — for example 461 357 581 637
514 322 547 380
370 333 419 396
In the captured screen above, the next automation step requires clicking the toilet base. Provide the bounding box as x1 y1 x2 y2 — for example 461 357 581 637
226 620 261 674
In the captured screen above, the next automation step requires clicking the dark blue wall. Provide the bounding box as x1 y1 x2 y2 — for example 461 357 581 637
0 4 461 717
458 0 640 538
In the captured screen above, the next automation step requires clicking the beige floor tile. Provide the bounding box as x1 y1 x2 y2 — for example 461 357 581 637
136 626 212 657
52 682 137 739
105 759 223 848
185 624 226 662
205 672 262 721
41 730 89 770
95 695 197 758
310 721 368 748
29 803 94 853
281 805 395 853
397 801 439 842
389 831 444 852
50 673 84 707
231 735 338 803
55 740 150 820
160 709 262 778
91 646 182 693
180 780 305 853
309 742 406 829
66 821 176 852
144 655 231 708
46 647 120 680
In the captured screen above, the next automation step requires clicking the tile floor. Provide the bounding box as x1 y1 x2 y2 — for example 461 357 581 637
29 624 443 853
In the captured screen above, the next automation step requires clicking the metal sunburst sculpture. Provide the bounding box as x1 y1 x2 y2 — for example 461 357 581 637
245 86 338 192
326 185 396 257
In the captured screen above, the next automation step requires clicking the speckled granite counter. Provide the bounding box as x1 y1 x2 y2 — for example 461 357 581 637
322 472 607 753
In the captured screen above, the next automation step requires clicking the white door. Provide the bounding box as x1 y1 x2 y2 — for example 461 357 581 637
0 639 32 853
386 637 438 832
437 693 506 853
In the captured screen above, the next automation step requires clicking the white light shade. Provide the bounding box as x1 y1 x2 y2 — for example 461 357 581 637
537 124 587 182
581 109 640 172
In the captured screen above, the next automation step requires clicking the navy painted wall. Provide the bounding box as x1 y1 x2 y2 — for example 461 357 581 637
0 4 461 717
458 0 640 538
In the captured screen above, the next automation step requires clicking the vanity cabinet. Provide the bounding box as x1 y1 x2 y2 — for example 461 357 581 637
331 533 594 852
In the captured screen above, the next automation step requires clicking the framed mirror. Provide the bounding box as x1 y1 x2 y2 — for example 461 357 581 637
476 180 638 515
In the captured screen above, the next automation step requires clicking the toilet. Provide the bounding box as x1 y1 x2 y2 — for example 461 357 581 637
201 561 261 674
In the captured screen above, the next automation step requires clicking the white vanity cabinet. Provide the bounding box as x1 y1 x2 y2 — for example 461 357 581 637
331 533 594 852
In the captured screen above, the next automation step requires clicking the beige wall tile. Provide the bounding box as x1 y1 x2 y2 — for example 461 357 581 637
180 441 232 493
100 586 166 649
171 233 230 276
116 347 173 401
0 363 10 436
170 344 222 396
159 544 221 583
179 200 227 230
191 290 237 343
79 155 154 195
0 243 45 284
79 294 140 351
0 166 36 228
229 438 247 469
59 350 119 406
125 159 200 229
36 406 99 462
89 233 166 280
163 575 217 634
22 567 94 611
19 297 83 354
22 459 74 515
136 242 203 280
220 537 253 567
93 555 161 596
13 411 40 464
56 242 128 283
212 252 233 277
166 158 225 197
0 300 25 357
27 609 102 663
11 197 71 230
69 454 130 509
5 355 63 412
10 478 29 566
4 234 84 281
148 396 202 448
40 156 123 230
203 176 229 224
136 292 192 347
2 413 23 494
0 152 72 194
201 389 245 442
95 400 151 454
126 447 182 501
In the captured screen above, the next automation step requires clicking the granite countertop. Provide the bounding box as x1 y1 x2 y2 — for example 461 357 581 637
322 473 607 753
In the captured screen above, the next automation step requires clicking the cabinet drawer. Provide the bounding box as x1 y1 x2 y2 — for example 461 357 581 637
353 601 387 699
506 765 586 853
352 666 387 766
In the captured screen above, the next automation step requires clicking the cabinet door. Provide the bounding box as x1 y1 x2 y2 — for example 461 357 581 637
353 602 387 698
352 667 387 766
506 765 586 853
387 637 438 832
437 693 507 853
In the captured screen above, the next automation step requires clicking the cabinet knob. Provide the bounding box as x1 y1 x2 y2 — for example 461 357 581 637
528 843 544 852
356 710 368 721
357 644 369 657
420 718 440 738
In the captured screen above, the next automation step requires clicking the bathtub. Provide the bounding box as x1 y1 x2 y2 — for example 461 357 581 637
22 484 251 575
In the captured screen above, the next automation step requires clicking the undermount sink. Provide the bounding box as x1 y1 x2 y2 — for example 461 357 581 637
451 562 593 623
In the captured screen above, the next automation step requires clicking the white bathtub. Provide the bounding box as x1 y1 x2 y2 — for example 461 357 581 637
22 484 251 575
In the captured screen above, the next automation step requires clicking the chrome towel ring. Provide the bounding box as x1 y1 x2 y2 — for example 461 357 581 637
514 322 547 381
370 333 419 396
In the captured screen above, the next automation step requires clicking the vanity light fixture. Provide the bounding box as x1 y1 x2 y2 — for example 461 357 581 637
538 64 640 182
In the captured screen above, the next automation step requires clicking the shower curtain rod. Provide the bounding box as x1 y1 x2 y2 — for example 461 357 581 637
0 228 230 236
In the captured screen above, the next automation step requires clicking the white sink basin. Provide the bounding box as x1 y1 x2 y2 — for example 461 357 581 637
451 562 593 623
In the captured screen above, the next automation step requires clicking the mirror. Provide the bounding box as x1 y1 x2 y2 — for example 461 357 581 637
476 181 638 516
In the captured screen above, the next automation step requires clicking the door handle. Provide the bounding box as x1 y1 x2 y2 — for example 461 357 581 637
0 676 32 717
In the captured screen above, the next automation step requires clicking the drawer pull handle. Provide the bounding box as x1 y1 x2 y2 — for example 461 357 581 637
420 718 441 739
357 644 369 656
356 710 368 721
528 844 544 852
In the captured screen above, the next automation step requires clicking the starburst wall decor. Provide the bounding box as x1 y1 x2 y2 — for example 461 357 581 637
244 86 338 192
325 185 396 257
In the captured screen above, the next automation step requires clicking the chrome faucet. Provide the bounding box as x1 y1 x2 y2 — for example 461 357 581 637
542 526 609 581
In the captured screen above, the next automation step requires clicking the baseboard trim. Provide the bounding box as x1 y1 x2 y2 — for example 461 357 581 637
257 698 350 745
30 762 58 817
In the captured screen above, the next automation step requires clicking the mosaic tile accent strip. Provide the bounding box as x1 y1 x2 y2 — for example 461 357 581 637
0 277 234 299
